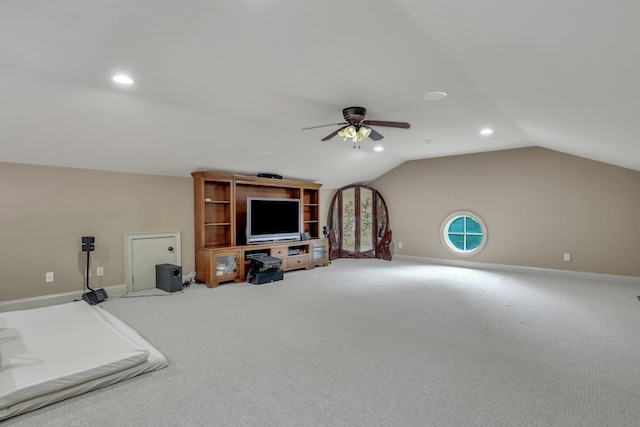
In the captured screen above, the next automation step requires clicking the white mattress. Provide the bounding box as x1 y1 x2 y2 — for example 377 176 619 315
0 301 168 421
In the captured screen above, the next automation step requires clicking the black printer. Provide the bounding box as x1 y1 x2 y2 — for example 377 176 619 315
246 254 283 284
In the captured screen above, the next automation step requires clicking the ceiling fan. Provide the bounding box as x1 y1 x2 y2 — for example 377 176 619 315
302 106 410 147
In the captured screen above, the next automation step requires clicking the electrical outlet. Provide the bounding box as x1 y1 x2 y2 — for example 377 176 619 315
84 269 92 278
398 242 403 249
46 272 54 282
97 266 104 277
564 253 571 262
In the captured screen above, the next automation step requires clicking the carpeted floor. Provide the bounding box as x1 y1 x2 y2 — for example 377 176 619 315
5 258 640 426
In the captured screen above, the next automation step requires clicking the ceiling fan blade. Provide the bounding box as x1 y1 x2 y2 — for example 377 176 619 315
362 120 410 129
301 122 347 131
321 126 348 141
368 128 384 141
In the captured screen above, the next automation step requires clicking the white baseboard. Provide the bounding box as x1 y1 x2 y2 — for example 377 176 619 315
0 283 128 313
395 255 640 286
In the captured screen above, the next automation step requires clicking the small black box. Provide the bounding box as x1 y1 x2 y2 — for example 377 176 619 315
257 173 282 179
249 269 283 285
156 263 182 292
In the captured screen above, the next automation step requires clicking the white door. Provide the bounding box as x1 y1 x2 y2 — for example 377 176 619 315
130 235 180 291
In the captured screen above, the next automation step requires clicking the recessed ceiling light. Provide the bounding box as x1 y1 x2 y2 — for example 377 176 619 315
112 74 134 84
480 128 493 136
374 146 384 152
423 91 447 101
257 151 272 159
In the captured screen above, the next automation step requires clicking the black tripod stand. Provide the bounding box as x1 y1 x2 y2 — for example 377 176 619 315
81 236 108 305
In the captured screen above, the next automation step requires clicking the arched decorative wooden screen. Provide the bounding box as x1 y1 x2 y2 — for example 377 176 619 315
328 184 392 260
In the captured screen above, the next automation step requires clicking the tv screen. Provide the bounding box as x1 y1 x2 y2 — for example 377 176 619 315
246 197 301 244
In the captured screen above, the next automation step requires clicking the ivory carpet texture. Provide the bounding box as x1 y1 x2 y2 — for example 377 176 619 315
5 258 640 426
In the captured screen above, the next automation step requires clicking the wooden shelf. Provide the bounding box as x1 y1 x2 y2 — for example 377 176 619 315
193 172 325 287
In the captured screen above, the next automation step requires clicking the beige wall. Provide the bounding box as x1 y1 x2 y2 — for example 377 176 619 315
370 147 640 277
0 162 194 301
319 188 336 237
3 146 638 303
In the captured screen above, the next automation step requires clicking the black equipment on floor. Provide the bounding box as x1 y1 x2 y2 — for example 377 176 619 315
82 288 108 305
156 263 183 292
250 269 284 285
246 254 283 285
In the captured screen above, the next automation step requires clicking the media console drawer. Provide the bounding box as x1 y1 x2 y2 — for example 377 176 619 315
284 254 310 269
270 246 288 257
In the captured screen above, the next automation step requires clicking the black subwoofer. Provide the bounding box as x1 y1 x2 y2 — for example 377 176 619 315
156 264 182 292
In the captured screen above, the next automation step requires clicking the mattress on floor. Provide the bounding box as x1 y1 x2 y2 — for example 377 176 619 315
0 301 168 421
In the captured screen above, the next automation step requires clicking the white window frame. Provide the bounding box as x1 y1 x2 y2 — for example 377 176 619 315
440 211 488 258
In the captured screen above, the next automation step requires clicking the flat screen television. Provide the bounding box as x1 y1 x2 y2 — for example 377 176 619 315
246 197 301 244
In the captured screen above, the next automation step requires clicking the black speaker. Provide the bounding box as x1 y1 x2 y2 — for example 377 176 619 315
156 264 182 292
82 236 95 252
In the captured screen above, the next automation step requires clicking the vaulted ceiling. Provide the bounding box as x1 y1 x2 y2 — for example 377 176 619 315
1 1 639 188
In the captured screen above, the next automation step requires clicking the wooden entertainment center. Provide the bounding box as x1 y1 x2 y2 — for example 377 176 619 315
192 172 329 287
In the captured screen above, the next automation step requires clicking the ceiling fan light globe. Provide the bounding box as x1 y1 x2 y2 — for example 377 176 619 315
338 126 356 140
359 127 372 139
345 125 356 138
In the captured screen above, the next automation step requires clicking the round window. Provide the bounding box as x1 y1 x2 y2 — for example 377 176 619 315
440 211 487 257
